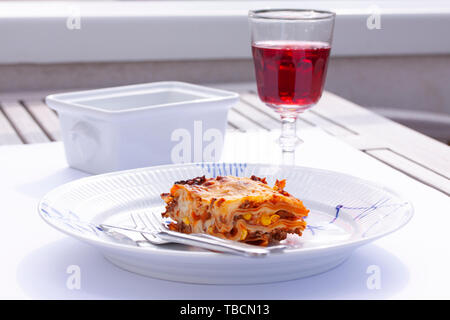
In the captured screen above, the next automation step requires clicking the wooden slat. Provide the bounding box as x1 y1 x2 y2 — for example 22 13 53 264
0 101 49 144
239 91 317 129
315 92 450 179
232 100 279 130
226 122 238 131
241 91 358 136
22 100 61 141
0 109 23 145
228 109 264 131
365 148 450 196
302 111 357 137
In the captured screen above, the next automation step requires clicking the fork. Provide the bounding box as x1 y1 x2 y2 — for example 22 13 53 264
101 212 287 257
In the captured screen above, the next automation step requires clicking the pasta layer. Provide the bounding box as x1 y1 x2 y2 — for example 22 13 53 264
161 175 309 246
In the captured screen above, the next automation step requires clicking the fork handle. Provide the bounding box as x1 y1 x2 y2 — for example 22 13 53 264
100 223 276 257
157 229 271 257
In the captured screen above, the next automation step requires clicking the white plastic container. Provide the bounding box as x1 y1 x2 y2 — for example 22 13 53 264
46 82 239 174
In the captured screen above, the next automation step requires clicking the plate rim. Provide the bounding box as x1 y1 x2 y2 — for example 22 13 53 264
38 162 414 258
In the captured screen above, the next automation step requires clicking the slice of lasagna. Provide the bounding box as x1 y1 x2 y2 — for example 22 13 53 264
161 175 309 246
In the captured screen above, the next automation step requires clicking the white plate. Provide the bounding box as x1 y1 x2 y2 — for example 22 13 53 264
38 163 413 284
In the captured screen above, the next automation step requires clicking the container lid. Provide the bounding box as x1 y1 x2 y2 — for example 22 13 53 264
45 81 239 116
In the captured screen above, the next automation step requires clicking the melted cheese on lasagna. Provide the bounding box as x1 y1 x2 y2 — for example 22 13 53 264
161 175 309 246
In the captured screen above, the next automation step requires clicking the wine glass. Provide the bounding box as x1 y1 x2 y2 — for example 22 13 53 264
249 9 335 162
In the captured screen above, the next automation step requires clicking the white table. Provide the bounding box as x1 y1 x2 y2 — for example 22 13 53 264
1 124 449 299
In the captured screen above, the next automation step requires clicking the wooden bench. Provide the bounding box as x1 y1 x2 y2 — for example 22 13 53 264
1 83 449 195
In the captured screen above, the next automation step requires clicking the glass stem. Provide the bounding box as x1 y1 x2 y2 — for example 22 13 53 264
279 114 302 166
282 149 295 166
280 114 299 152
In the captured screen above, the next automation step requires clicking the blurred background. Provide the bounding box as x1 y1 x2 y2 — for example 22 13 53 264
1 0 449 143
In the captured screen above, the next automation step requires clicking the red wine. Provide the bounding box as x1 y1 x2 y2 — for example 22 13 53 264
252 40 331 107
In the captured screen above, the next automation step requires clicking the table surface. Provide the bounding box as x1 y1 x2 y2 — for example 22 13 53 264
1 84 450 299
1 124 449 299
